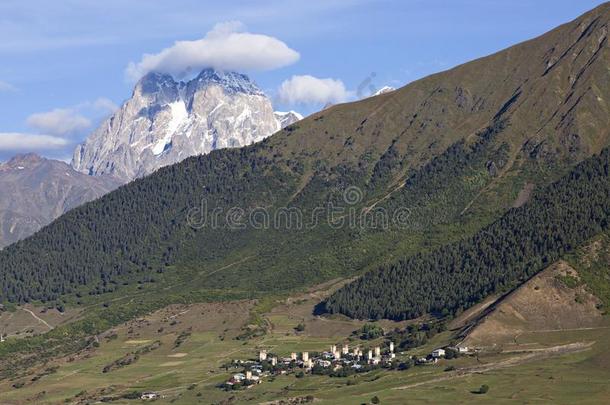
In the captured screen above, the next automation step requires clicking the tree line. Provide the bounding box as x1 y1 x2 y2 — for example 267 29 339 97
322 148 610 320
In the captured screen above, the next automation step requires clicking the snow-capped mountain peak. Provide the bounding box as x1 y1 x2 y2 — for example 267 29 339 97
274 110 304 129
372 86 396 96
190 69 265 96
72 69 300 182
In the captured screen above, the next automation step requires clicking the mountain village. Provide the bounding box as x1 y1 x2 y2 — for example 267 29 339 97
220 342 472 390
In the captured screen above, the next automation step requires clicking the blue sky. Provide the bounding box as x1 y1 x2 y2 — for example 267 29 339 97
0 0 606 161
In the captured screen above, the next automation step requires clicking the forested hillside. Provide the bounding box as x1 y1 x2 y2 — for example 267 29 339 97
0 121 508 303
322 148 610 320
0 3 608 306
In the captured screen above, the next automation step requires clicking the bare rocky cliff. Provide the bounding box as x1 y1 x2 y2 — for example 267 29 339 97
72 69 300 182
0 154 120 248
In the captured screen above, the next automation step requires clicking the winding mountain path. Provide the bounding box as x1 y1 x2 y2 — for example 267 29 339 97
22 308 53 330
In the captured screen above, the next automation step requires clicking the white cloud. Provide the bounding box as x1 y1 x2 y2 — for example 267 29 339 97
0 80 17 92
277 75 349 105
92 97 119 113
26 108 91 136
126 21 300 81
0 133 69 152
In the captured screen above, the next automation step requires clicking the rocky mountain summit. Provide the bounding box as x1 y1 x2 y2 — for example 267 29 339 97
72 69 301 182
274 110 304 129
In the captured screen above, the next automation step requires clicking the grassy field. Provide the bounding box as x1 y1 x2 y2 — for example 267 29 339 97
1 283 609 405
393 331 610 404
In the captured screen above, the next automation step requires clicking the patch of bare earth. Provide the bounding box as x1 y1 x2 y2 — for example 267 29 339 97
463 261 603 348
512 182 535 208
448 294 501 330
167 353 188 358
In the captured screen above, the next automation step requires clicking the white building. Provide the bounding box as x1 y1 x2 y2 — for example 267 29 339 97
317 359 332 368
302 352 309 362
141 392 159 400
290 352 297 361
432 348 446 358
342 344 349 355
259 350 267 361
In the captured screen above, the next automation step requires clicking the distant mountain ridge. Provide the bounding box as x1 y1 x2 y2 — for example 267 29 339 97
72 69 302 182
0 154 120 249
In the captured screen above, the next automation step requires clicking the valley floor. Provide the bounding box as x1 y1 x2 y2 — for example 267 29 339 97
1 281 609 405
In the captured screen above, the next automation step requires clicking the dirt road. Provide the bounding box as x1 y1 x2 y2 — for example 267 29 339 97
393 342 593 391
